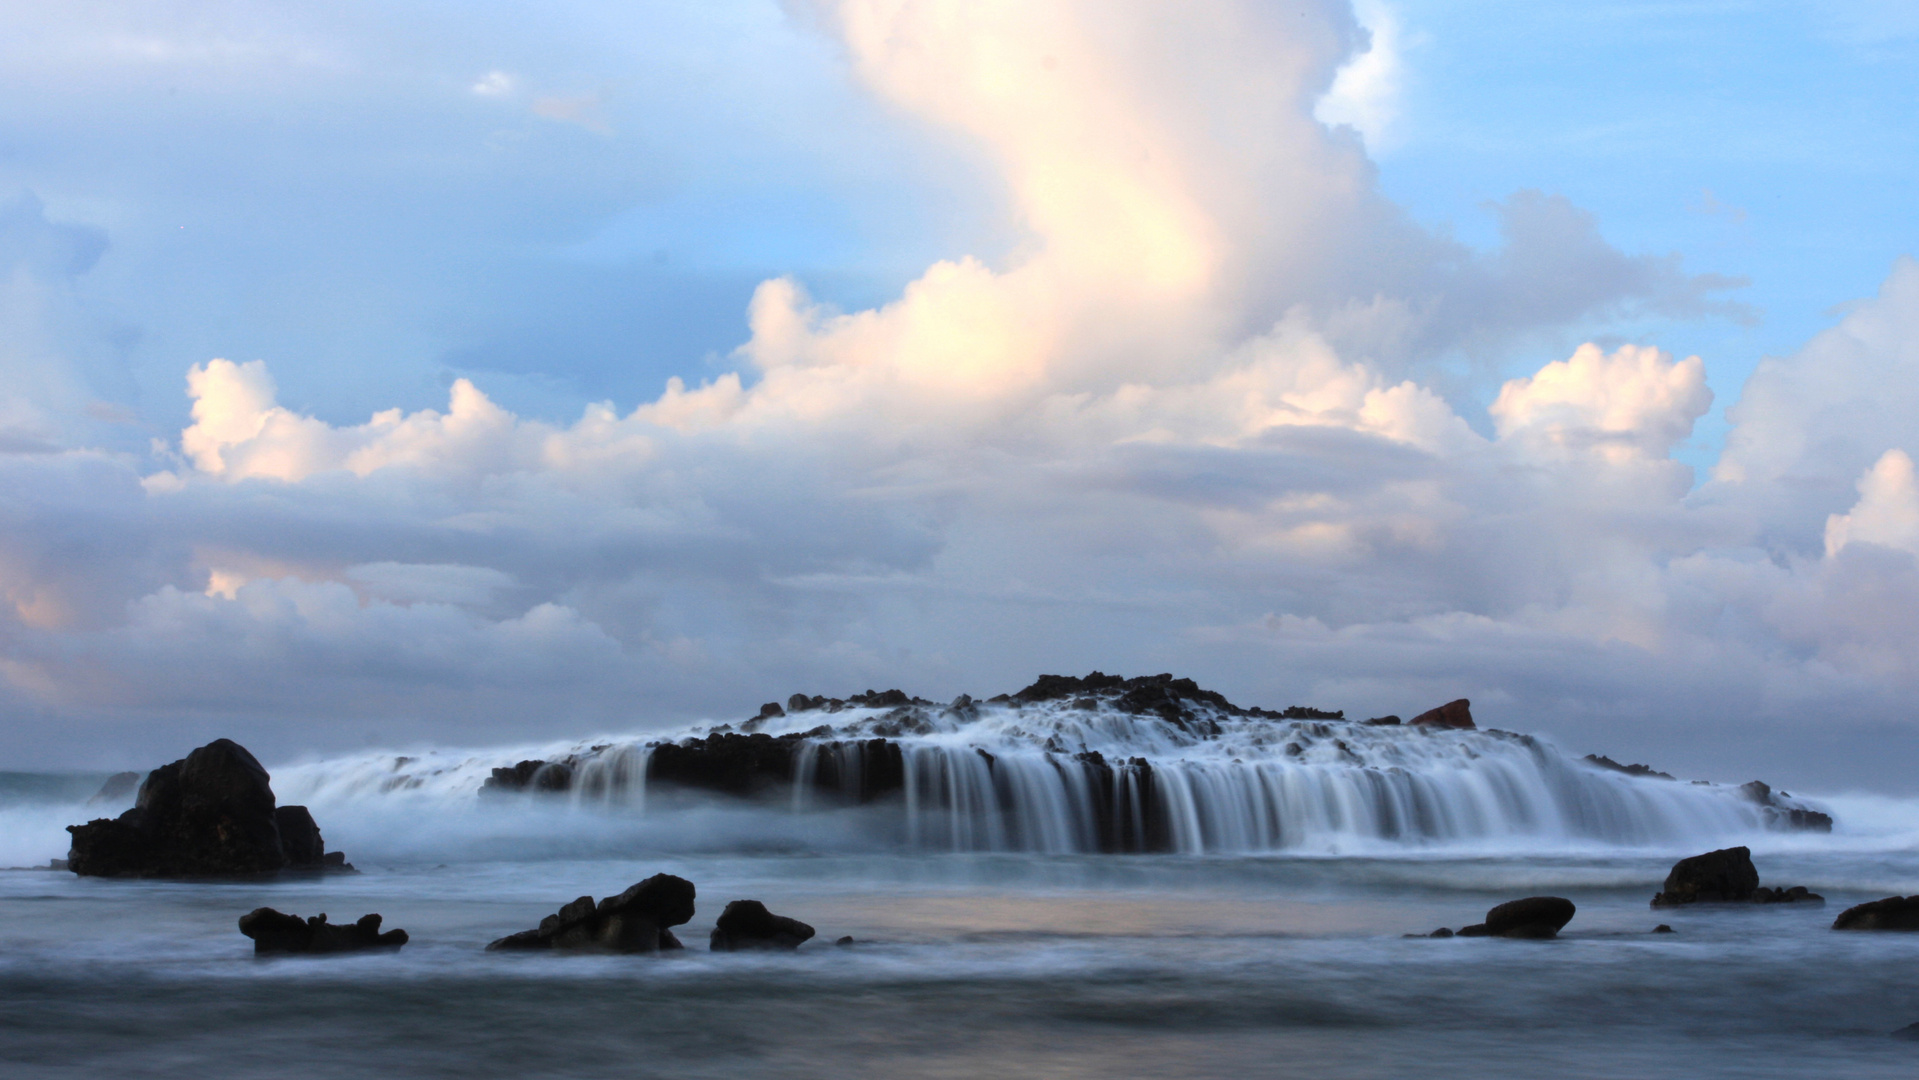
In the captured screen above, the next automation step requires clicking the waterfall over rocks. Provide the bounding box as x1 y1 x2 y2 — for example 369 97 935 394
280 673 1835 854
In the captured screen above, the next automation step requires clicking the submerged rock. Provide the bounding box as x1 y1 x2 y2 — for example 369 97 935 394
710 899 816 951
238 908 407 955
487 873 696 953
65 739 351 878
1453 896 1575 939
1832 896 1919 931
1650 847 1822 907
1892 1022 1919 1041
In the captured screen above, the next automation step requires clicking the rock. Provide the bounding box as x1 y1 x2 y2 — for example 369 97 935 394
835 935 855 946
1752 885 1824 905
238 908 407 955
486 873 696 953
709 899 815 951
1408 699 1474 729
1651 846 1760 906
1653 924 1674 933
1365 715 1402 726
1483 896 1576 939
1428 927 1454 938
1832 895 1919 931
86 771 142 806
1582 755 1675 781
1892 1022 1919 1041
65 739 348 878
1738 780 1833 832
1455 923 1489 937
757 702 785 720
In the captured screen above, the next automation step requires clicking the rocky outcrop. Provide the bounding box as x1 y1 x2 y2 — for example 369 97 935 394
1408 699 1474 729
1582 755 1675 781
1737 780 1833 832
1832 895 1919 931
65 739 351 878
1455 896 1575 939
487 873 696 953
1650 846 1823 907
709 899 816 951
238 908 407 955
1652 846 1759 905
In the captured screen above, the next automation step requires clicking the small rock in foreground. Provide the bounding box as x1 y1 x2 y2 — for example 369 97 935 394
487 873 696 953
710 899 815 951
1455 897 1575 939
238 908 407 955
1832 895 1919 931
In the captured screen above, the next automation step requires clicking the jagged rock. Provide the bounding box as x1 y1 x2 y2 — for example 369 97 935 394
65 739 347 878
1583 755 1675 780
479 759 574 796
238 908 407 955
486 873 696 953
87 771 142 806
1832 896 1919 931
1408 699 1474 729
709 899 815 951
1752 885 1824 905
1738 780 1833 832
1365 715 1402 726
1652 846 1760 906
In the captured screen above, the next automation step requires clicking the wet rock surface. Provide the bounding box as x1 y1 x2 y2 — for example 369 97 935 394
1832 895 1919 931
1650 847 1823 907
65 739 351 878
1408 699 1474 730
487 873 696 953
238 908 407 955
1453 896 1575 939
709 899 816 951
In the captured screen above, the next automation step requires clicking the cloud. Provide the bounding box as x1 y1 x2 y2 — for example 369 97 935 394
1315 0 1405 151
0 0 1910 792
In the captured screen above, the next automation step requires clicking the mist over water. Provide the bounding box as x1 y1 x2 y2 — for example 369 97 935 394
9 714 1919 1079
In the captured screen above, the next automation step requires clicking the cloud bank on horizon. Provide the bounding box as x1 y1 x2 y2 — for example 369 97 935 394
1 0 1916 789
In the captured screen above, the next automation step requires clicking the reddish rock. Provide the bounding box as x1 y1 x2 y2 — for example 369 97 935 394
1409 699 1474 729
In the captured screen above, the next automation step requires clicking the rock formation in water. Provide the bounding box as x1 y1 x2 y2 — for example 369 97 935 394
238 908 408 955
487 873 696 953
64 739 352 878
709 900 816 951
464 671 1836 850
1831 895 1919 931
86 771 142 806
1455 896 1576 939
1649 846 1823 907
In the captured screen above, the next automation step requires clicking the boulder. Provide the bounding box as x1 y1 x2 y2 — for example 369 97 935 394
1832 895 1919 931
486 873 695 953
1483 896 1576 939
1408 699 1474 729
238 908 407 955
1651 846 1759 906
65 739 348 878
710 899 816 951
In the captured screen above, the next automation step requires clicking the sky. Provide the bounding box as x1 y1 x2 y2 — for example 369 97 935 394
1 0 1916 791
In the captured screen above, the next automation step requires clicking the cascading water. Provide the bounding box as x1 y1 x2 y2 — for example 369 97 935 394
271 676 1831 855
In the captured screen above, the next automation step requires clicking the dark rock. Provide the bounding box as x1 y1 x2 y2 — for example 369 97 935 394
1892 1022 1919 1041
1455 923 1489 937
479 759 572 796
1428 927 1453 938
1738 780 1833 832
1752 885 1824 905
1651 846 1760 906
1365 715 1401 726
835 935 855 946
1652 924 1674 933
757 702 785 720
66 739 347 878
710 899 815 951
1583 754 1675 781
1483 896 1576 939
274 805 325 867
1832 896 1919 931
1408 699 1474 729
486 873 696 953
87 771 142 806
238 908 407 955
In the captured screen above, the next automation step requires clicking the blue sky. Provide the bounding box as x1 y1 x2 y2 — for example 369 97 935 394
2 1 1917 788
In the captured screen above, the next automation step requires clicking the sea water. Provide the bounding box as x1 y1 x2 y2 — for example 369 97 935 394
5 733 1919 1079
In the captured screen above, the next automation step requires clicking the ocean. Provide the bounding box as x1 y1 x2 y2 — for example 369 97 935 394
5 704 1919 1079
